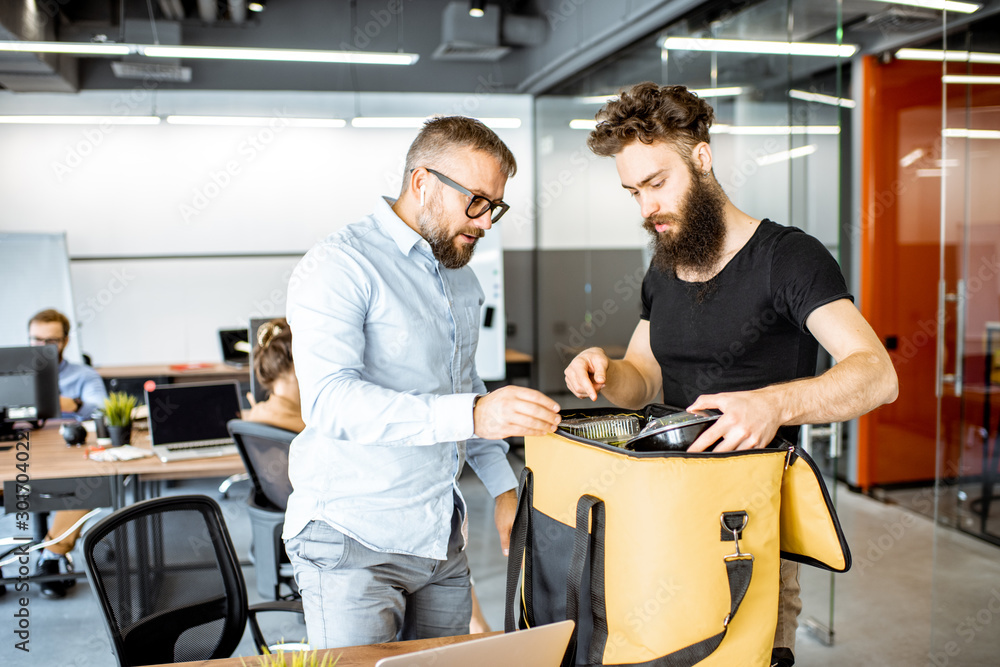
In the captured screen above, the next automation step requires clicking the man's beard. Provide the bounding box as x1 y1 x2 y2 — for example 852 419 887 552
418 200 483 269
643 170 728 278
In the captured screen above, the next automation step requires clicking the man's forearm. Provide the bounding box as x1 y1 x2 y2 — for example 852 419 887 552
768 349 898 426
603 358 660 409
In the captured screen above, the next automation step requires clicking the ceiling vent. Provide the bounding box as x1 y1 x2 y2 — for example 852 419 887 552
433 1 546 62
856 7 940 34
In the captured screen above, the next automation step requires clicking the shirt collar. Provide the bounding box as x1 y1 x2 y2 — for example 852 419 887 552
375 196 428 258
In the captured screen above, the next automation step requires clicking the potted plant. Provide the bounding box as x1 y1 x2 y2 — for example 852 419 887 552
103 392 137 447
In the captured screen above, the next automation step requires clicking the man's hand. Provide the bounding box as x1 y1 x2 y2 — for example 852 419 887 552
494 489 518 556
564 347 610 401
59 396 78 414
473 386 561 440
686 389 784 452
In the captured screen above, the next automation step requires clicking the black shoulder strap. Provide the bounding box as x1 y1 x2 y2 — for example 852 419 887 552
504 467 533 632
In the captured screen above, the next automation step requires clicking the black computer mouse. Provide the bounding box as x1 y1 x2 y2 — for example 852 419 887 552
60 422 88 446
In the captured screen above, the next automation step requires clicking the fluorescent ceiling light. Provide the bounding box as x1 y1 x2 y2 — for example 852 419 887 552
943 128 1000 139
166 115 346 127
711 125 841 135
871 0 980 13
789 89 856 108
917 169 944 177
141 45 418 65
0 115 160 125
0 40 131 55
576 86 743 105
755 145 817 166
569 120 841 134
900 148 924 167
660 37 856 58
943 75 1000 85
0 40 418 65
895 48 1000 64
352 116 520 129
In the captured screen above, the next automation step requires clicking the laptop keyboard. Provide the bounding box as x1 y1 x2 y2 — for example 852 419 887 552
164 437 234 451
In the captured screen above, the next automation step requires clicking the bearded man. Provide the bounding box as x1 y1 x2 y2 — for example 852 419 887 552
563 82 897 667
284 116 561 649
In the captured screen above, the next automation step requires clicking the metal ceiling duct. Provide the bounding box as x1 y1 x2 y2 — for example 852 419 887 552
433 1 546 62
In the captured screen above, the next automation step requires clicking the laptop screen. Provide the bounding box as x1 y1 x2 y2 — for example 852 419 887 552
219 329 250 365
145 381 242 446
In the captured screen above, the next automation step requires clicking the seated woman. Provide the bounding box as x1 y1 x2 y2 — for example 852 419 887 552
248 319 304 433
247 318 492 633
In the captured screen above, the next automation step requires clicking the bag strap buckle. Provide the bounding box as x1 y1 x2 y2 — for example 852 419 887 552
721 511 753 562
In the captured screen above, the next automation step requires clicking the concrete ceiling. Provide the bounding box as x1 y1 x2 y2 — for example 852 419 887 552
1 0 998 95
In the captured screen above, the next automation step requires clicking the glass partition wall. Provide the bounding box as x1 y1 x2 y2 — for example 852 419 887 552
534 0 850 647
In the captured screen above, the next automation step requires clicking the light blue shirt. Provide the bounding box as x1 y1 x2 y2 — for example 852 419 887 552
58 358 108 420
282 196 518 560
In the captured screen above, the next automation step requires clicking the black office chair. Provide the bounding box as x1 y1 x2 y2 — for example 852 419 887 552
227 419 297 600
82 495 302 666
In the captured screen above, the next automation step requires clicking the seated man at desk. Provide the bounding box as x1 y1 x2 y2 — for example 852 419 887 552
28 308 108 599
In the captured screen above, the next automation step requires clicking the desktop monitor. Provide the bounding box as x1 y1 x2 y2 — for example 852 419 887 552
0 345 61 440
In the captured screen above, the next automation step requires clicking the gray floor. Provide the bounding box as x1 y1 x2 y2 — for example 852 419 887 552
3 421 1000 665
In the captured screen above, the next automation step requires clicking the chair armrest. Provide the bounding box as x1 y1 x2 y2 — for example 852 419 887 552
248 599 305 654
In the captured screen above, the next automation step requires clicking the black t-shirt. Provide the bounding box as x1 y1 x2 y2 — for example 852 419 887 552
640 219 852 441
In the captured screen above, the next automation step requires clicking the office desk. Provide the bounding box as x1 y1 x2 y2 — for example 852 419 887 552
152 632 499 667
97 362 251 385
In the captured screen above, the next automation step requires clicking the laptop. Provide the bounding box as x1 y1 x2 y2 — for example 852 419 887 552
374 620 574 667
145 381 242 462
219 328 251 368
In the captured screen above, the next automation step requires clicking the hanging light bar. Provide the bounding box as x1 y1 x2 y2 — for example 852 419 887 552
895 48 1000 64
660 37 856 58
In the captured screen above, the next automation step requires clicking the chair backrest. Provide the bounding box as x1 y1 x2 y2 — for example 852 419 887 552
227 419 296 511
82 495 248 667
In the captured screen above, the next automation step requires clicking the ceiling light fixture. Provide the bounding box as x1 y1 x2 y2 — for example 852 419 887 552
942 74 1000 85
660 37 856 58
352 117 520 129
576 86 744 105
712 125 841 135
755 145 818 166
0 41 131 55
247 0 266 11
0 41 419 66
469 1 486 18
789 89 856 108
0 115 160 125
895 48 1000 64
942 128 1000 139
871 0 980 13
166 116 346 127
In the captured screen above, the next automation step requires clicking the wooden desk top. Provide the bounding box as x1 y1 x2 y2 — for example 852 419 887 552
97 363 250 382
159 632 499 667
0 422 244 483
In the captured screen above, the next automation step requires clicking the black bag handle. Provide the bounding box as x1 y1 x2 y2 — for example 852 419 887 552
565 495 754 667
504 467 534 633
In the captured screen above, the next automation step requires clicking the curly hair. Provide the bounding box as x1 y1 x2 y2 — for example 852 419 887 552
587 82 716 158
254 318 294 390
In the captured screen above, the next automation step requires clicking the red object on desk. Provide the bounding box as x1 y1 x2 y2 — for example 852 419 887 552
168 363 213 371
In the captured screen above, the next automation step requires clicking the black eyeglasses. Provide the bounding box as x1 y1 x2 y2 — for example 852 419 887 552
421 168 510 223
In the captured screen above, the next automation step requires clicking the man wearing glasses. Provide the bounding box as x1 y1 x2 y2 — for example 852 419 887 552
284 116 561 649
27 308 108 598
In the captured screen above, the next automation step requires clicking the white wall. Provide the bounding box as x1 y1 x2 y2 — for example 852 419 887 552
0 90 534 366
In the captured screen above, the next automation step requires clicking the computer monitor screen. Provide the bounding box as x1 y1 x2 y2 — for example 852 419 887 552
0 345 60 439
219 328 250 367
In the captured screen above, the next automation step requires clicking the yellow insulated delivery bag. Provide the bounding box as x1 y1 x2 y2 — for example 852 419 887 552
503 406 851 667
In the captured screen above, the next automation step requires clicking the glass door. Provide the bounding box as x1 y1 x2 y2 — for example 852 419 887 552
930 13 1000 664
